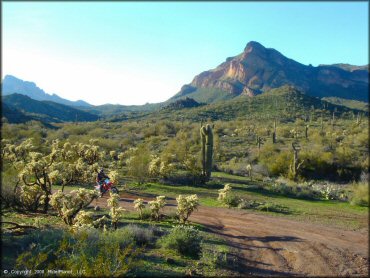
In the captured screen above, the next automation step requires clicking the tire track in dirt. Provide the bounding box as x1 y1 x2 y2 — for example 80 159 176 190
93 193 368 276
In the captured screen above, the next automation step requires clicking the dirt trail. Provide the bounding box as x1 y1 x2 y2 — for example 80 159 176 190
95 193 368 276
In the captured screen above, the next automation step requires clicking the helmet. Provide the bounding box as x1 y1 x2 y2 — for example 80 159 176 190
99 168 104 173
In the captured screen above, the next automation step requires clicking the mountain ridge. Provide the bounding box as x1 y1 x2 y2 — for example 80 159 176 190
2 75 91 107
2 93 98 123
172 41 369 103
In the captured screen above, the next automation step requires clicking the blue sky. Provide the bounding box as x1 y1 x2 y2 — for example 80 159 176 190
2 2 369 105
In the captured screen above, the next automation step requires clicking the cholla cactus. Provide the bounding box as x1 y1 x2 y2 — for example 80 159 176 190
149 156 174 179
117 152 125 166
18 184 46 212
148 196 166 221
109 150 117 160
3 138 113 213
134 198 145 219
148 155 161 177
107 192 125 230
73 210 94 228
176 194 199 224
218 184 232 201
50 188 99 226
290 128 299 139
108 170 119 183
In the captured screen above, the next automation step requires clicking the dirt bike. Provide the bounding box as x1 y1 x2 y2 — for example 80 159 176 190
95 178 119 196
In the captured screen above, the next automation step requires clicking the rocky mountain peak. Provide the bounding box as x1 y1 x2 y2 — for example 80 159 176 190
244 41 266 54
171 41 369 103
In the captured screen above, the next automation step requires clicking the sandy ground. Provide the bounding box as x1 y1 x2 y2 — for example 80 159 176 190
93 192 368 276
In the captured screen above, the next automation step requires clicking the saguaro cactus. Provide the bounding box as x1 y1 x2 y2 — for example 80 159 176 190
256 135 264 156
289 142 304 180
331 110 335 129
356 112 361 125
305 125 309 139
272 119 277 144
200 124 213 182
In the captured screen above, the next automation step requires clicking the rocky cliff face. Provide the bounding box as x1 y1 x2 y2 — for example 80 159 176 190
173 41 369 102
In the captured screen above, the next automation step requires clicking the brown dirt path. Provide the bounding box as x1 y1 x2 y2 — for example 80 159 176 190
94 193 369 276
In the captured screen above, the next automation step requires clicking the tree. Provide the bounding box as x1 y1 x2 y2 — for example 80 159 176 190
126 144 151 184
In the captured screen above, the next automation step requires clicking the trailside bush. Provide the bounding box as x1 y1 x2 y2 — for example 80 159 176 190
160 225 202 258
350 182 369 206
13 228 140 277
122 224 155 246
222 194 241 208
218 184 240 207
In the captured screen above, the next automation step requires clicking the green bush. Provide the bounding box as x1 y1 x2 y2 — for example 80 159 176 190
13 227 141 276
201 245 236 269
238 200 291 214
122 224 155 246
222 194 241 208
1 168 19 209
160 225 202 258
350 182 369 206
140 208 152 220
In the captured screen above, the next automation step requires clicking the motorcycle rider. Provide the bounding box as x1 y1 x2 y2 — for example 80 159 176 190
96 168 110 193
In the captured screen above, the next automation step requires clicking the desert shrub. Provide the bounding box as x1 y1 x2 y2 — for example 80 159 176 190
222 194 241 208
201 245 236 270
14 228 140 277
252 163 270 177
140 208 152 220
269 178 349 201
1 167 20 209
160 225 202 258
126 144 151 184
350 182 369 206
122 224 155 246
238 200 291 214
262 151 290 177
311 183 348 201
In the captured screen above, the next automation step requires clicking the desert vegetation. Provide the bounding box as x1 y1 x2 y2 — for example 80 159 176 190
1 87 369 276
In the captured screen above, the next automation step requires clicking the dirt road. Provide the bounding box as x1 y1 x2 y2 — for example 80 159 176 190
95 193 369 276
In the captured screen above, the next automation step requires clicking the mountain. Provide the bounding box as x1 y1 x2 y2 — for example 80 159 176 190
171 41 369 103
2 75 91 107
2 93 99 123
319 63 369 72
79 102 162 117
322 97 369 112
1 102 33 124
